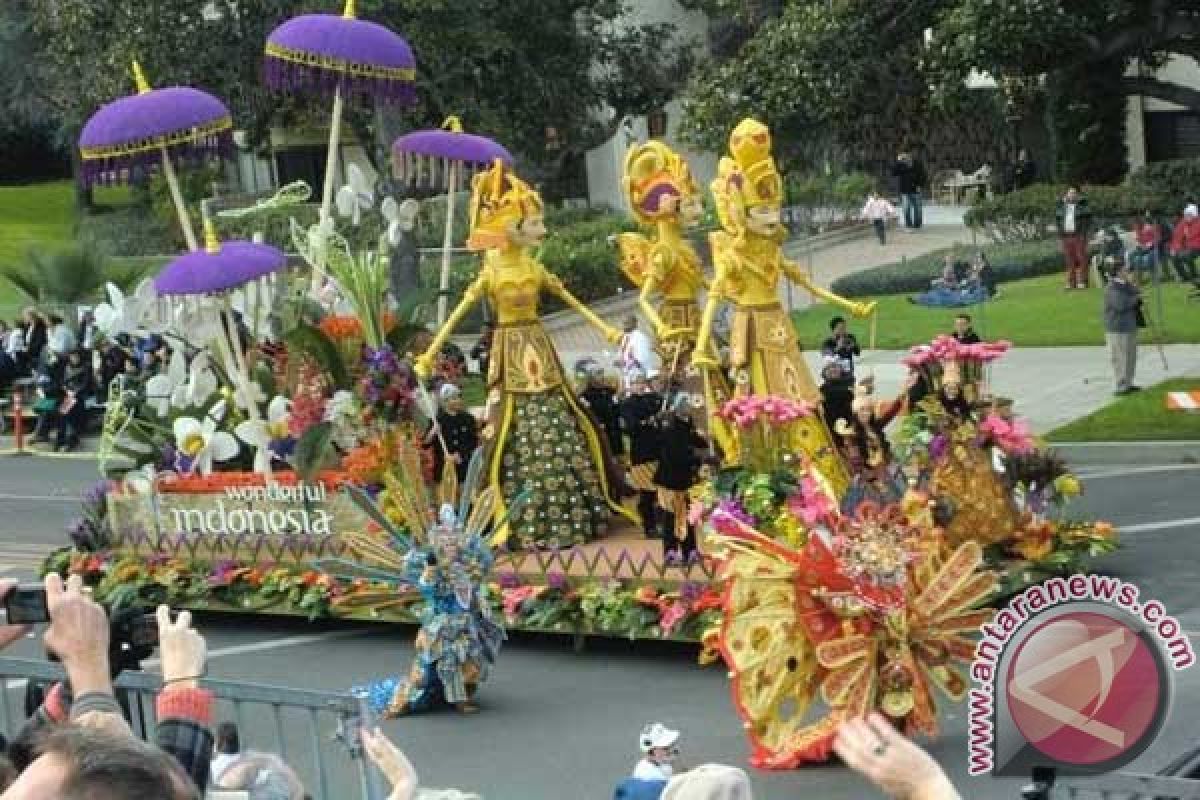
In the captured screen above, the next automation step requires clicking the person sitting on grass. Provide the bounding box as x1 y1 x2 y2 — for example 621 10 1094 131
909 256 989 308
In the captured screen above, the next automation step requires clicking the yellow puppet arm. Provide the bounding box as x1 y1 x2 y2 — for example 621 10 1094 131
638 268 667 336
414 277 483 378
692 261 725 368
544 271 622 344
782 258 876 318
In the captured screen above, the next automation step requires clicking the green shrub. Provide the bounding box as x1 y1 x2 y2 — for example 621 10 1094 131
1128 159 1200 214
830 240 1066 297
783 170 876 234
965 183 1167 243
77 206 176 257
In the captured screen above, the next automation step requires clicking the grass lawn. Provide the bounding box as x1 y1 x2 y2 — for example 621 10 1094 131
1047 379 1200 441
1 181 140 310
792 273 1200 348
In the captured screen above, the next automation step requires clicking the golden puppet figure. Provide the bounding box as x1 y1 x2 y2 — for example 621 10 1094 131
616 140 734 459
414 160 636 549
693 119 875 494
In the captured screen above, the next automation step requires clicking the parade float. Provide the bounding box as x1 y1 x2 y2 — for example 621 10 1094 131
43 2 1118 765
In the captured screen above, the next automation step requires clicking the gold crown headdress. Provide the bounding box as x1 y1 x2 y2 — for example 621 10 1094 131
466 159 544 251
621 140 699 226
710 118 784 238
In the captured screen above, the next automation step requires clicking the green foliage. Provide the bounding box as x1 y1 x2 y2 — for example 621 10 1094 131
830 240 1064 298
0 244 144 305
294 422 333 484
784 170 876 233
1049 63 1128 185
284 324 350 391
76 206 176 257
964 184 1167 243
148 165 224 249
1129 159 1200 213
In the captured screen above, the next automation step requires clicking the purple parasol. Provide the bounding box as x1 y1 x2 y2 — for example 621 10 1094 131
155 228 288 296
392 117 512 190
391 117 513 325
79 63 233 188
263 0 416 104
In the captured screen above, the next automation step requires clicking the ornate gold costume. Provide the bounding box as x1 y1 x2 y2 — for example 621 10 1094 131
694 119 875 495
416 161 634 548
616 140 734 457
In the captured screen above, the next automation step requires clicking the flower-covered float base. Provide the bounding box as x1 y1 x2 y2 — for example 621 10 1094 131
47 473 725 642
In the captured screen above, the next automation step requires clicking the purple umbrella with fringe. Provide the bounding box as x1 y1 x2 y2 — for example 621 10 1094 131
156 219 289 474
263 0 416 274
79 61 232 251
392 116 512 325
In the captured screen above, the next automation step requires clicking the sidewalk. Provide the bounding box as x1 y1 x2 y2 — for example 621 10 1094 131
553 343 1200 437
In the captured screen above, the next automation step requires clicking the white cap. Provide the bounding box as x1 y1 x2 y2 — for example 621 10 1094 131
439 383 462 401
1186 204 1198 218
662 765 751 800
640 723 681 753
646 369 661 379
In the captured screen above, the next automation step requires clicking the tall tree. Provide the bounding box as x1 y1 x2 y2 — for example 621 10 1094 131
29 0 692 199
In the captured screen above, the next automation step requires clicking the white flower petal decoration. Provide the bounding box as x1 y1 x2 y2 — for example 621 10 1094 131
146 350 187 418
173 415 239 475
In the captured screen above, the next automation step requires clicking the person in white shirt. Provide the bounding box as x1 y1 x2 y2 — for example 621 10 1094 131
6 319 26 360
861 191 898 245
617 315 659 396
632 722 681 782
209 721 241 785
45 313 77 363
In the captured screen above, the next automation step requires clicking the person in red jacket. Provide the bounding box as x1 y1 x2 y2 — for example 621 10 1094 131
1131 211 1162 284
1168 204 1200 283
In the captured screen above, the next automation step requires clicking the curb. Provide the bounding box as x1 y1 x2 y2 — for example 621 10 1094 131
1049 440 1200 466
0 447 100 461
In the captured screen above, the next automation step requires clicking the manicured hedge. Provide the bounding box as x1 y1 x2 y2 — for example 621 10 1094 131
964 184 1166 243
1128 158 1200 213
829 239 1065 298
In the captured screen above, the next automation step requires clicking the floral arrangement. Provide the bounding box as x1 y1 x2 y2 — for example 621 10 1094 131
689 395 835 548
901 335 1010 393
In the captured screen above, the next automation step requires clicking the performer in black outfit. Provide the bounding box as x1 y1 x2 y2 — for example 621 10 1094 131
653 395 708 561
430 383 479 485
579 364 624 460
818 356 855 432
620 369 662 537
951 313 981 344
820 316 861 377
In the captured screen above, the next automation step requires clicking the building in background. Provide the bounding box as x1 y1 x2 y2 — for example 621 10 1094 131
1127 56 1200 170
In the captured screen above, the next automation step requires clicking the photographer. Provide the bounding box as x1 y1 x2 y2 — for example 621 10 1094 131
1103 262 1143 396
1 575 215 795
821 316 861 377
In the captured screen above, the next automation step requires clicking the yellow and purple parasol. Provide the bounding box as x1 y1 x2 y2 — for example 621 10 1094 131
79 61 233 251
263 0 416 261
392 117 512 325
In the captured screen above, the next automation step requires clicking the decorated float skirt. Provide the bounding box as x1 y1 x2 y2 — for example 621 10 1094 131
728 301 849 497
486 320 634 549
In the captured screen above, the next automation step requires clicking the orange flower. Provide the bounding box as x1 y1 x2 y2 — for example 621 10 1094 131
341 441 389 484
319 313 398 341
1094 520 1115 539
635 586 661 605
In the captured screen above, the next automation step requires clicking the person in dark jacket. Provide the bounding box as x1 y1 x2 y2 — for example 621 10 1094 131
951 313 981 344
819 357 855 432
94 336 129 391
620 370 662 536
1055 187 1093 289
820 316 861 376
1009 149 1036 192
429 383 479 484
22 308 47 371
470 322 494 379
580 364 624 460
1103 263 1142 395
891 152 928 230
54 348 94 451
653 395 708 561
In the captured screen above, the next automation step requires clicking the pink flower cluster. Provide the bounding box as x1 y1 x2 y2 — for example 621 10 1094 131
786 475 836 527
717 395 813 428
979 413 1035 455
901 336 1011 369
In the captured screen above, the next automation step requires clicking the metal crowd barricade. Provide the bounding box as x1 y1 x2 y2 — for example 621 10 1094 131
1039 774 1200 799
0 657 385 800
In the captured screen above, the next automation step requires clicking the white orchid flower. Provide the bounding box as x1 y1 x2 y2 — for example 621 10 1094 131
171 300 225 347
235 396 292 474
381 196 419 246
232 379 268 412
231 281 273 338
94 279 159 336
335 163 375 226
172 415 239 475
144 350 187 418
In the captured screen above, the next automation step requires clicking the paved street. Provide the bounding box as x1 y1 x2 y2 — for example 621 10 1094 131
0 455 1197 798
